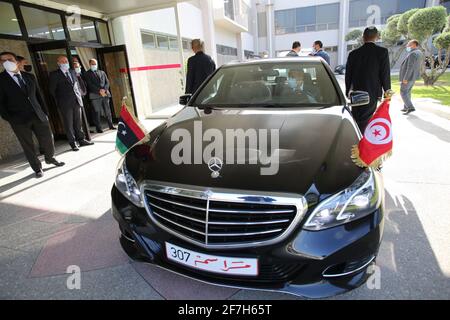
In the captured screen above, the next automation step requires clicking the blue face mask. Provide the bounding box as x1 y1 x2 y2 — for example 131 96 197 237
288 78 297 90
90 65 98 72
406 47 412 53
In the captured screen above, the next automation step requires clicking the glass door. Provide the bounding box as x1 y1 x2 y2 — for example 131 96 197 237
97 45 137 119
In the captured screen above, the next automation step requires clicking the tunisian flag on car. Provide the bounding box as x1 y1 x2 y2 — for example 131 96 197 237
116 101 148 155
351 95 394 168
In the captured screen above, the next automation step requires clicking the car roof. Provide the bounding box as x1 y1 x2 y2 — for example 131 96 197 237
222 57 324 68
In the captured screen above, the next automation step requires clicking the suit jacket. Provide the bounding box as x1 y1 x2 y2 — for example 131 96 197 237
345 42 391 102
0 71 48 125
49 69 84 108
185 52 216 94
75 73 87 97
83 69 111 100
399 49 423 82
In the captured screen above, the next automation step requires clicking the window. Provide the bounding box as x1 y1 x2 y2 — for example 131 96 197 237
440 0 450 13
0 2 21 36
349 0 427 27
156 35 169 49
182 39 190 51
217 44 238 56
257 12 267 37
193 62 340 107
224 0 235 20
142 32 156 48
275 3 340 35
97 21 111 44
67 17 97 42
169 37 178 50
21 6 65 40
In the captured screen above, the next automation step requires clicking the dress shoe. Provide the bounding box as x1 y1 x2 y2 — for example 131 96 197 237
35 170 44 178
109 126 117 130
45 158 65 167
403 108 416 115
78 139 94 147
96 129 104 134
401 107 408 112
70 143 80 151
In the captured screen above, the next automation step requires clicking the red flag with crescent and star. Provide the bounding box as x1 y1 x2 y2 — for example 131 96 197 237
351 97 393 168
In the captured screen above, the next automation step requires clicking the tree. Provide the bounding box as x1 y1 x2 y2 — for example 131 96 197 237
345 29 364 51
408 6 448 85
381 14 405 68
397 8 420 37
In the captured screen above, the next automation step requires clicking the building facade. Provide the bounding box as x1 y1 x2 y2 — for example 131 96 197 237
256 0 445 68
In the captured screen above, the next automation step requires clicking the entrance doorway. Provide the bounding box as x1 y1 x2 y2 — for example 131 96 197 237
97 45 137 119
27 41 136 141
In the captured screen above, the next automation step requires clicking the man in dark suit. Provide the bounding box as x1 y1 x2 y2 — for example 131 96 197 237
0 51 64 178
185 39 216 94
49 56 93 151
345 26 391 132
83 59 116 133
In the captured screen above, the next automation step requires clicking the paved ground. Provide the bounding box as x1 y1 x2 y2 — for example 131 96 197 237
0 92 449 299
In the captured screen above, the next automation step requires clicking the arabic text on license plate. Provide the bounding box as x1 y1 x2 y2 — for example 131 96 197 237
165 242 258 276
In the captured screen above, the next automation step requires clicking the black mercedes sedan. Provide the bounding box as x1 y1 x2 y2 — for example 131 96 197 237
112 58 385 299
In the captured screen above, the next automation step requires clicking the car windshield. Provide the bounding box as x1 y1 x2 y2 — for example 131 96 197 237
192 61 341 107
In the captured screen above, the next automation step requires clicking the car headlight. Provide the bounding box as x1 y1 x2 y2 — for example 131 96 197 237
303 170 381 231
115 157 143 207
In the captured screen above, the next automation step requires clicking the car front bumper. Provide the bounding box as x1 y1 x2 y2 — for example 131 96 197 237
111 185 384 299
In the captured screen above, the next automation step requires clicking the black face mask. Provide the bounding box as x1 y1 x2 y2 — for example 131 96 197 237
24 65 33 72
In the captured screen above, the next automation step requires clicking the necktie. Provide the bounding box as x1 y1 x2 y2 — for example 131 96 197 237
14 74 28 94
65 72 73 85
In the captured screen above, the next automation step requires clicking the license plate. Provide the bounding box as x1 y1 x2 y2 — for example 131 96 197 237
165 242 258 276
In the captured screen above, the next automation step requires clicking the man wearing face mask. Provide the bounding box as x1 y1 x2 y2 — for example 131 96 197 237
310 41 330 65
282 69 317 103
399 40 423 115
0 51 65 178
17 56 33 73
84 59 116 133
49 55 94 151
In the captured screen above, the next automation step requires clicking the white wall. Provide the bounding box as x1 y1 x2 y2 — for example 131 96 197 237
273 0 340 10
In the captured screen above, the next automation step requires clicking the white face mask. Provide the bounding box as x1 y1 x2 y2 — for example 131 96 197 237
59 63 70 72
90 65 98 72
75 67 82 74
3 60 18 73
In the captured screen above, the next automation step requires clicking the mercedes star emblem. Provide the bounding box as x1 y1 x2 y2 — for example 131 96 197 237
208 157 223 179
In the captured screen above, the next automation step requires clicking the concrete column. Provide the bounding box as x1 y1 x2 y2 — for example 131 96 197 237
338 0 350 65
174 3 186 89
426 0 440 6
237 33 244 60
266 0 274 58
200 0 218 62
111 16 153 118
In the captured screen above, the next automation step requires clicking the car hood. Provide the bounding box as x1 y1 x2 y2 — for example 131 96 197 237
126 106 363 197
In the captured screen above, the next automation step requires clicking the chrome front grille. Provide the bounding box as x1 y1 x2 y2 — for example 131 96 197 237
142 181 308 249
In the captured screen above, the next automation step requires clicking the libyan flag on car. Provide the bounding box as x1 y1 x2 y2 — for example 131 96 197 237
351 94 394 168
116 103 148 155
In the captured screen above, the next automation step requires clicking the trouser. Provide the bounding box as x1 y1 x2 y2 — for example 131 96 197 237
400 81 415 110
60 103 85 144
351 99 378 134
91 97 113 130
10 116 55 173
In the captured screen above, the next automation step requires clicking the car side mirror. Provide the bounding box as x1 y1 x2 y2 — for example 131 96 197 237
349 91 370 107
179 94 192 106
